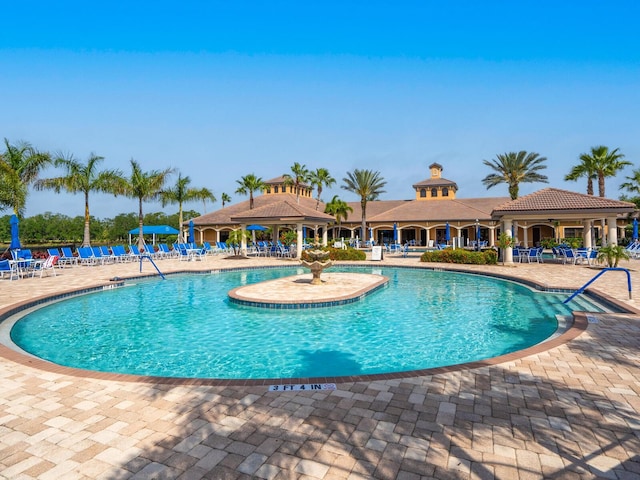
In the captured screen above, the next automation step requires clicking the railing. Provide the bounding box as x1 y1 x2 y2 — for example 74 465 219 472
563 267 631 304
139 254 166 280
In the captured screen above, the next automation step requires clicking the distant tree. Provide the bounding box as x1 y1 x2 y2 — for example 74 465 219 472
482 151 548 200
160 172 216 242
575 146 631 197
0 138 51 216
310 167 336 210
324 195 353 238
221 192 231 208
283 162 311 204
34 153 124 247
564 154 597 196
341 169 386 242
119 160 173 249
235 174 265 209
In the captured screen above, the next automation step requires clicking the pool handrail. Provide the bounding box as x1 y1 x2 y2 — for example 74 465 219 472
563 267 631 304
139 254 166 280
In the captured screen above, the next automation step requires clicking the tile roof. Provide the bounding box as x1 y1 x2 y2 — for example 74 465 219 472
492 188 636 215
411 177 458 189
231 199 334 223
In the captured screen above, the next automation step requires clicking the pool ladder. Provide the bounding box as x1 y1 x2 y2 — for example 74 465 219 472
563 267 631 304
139 254 166 280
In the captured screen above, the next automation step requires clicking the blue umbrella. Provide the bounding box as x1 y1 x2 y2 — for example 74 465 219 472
633 218 638 241
303 226 307 241
189 220 195 243
369 227 373 242
393 223 398 242
476 222 481 250
246 224 267 231
445 222 450 242
9 214 20 250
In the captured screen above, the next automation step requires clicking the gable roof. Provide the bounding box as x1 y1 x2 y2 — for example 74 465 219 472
411 177 458 189
231 200 334 224
492 188 635 218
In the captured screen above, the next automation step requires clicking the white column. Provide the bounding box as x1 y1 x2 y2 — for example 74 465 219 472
240 223 247 255
216 230 220 243
489 227 495 247
607 217 618 245
425 227 430 246
583 220 592 249
296 223 304 259
503 219 514 264
523 225 529 248
601 218 607 246
322 226 328 246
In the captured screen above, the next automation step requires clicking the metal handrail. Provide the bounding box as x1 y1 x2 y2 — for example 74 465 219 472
563 267 631 304
139 254 166 280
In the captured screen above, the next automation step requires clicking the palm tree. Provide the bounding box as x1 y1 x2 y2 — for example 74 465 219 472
120 160 173 249
34 153 124 247
621 168 640 199
221 192 231 208
235 174 265 209
0 138 51 216
160 172 216 243
310 167 336 210
324 195 353 238
565 154 597 196
482 151 548 200
576 145 631 197
283 162 310 204
341 169 386 242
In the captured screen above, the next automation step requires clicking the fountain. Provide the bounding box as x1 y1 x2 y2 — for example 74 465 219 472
300 244 333 285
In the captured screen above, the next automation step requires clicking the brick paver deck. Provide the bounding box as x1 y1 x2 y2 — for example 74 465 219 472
1 253 639 479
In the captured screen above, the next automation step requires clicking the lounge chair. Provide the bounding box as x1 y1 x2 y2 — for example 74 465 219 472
77 247 97 266
0 259 18 280
99 246 118 263
60 247 78 266
562 248 577 265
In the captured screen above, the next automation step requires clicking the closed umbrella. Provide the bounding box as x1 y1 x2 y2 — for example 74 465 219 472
445 222 450 243
189 220 195 244
9 214 20 250
476 223 481 249
634 218 638 241
393 223 398 243
369 227 373 243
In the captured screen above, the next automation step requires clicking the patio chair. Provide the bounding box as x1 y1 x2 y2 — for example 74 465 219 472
77 247 97 266
562 248 578 265
31 255 58 277
0 259 18 280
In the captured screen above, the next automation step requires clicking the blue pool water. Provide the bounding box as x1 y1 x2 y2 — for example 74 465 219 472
10 267 590 380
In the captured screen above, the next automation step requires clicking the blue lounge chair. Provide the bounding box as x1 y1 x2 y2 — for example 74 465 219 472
0 259 18 280
60 247 78 266
77 247 97 266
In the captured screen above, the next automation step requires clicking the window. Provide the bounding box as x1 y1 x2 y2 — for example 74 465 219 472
442 187 449 197
420 188 426 198
274 186 279 193
564 227 583 238
431 188 438 197
266 188 271 194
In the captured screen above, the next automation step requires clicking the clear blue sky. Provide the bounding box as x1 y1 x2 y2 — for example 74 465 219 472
2 1 639 218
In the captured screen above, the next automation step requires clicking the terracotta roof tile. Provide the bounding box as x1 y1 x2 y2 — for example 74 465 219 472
411 177 458 189
231 200 334 222
492 188 635 214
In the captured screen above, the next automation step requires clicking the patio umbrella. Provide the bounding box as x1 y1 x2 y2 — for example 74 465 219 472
369 227 373 242
246 224 267 231
634 218 638 241
476 222 481 251
9 214 20 250
445 222 450 243
393 223 398 242
188 220 195 243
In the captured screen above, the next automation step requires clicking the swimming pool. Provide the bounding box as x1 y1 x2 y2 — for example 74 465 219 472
9 266 597 380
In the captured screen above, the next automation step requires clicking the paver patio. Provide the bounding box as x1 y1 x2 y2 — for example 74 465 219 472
1 253 639 479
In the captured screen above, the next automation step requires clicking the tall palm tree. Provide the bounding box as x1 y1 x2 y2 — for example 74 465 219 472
235 174 265 209
621 168 640 199
0 138 51 216
221 192 231 208
482 151 548 200
341 169 386 242
283 162 311 204
310 167 336 210
576 145 631 197
120 160 173 249
324 194 353 238
160 172 216 243
34 153 124 247
564 154 597 196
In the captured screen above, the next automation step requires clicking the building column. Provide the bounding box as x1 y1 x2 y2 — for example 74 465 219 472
322 226 328 246
607 217 618 246
240 223 247 255
601 218 607 246
583 220 592 249
503 219 514 264
296 223 303 259
489 227 496 247
425 227 430 246
523 225 529 248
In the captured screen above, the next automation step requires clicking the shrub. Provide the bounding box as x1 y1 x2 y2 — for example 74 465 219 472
301 246 366 261
420 249 497 265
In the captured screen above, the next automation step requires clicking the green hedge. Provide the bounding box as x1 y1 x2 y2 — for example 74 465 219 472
301 246 366 261
420 249 498 265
